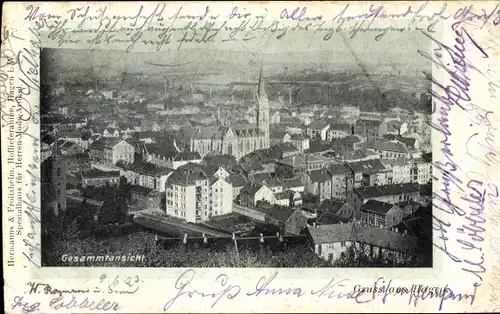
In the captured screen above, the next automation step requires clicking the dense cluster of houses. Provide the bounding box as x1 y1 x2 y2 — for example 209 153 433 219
41 81 432 265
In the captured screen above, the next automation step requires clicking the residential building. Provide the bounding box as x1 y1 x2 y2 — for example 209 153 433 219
270 130 291 146
384 119 408 136
381 158 412 184
357 139 411 159
328 163 353 199
307 222 420 264
283 178 305 194
102 128 120 138
273 191 290 207
381 158 431 185
117 160 173 192
209 176 233 217
263 177 283 194
239 184 275 207
414 158 432 185
66 152 91 173
355 118 387 140
346 159 388 187
89 138 135 165
307 121 330 140
165 164 232 222
327 123 352 140
383 134 420 150
331 135 361 152
287 134 310 152
81 169 121 188
347 183 421 214
316 211 351 225
300 169 332 202
268 142 299 159
360 200 405 229
276 153 332 178
285 124 305 135
265 206 308 235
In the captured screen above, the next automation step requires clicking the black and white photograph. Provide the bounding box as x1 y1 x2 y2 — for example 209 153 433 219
40 31 433 268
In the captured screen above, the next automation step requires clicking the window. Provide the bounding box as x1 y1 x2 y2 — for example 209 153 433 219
56 167 61 176
341 242 346 247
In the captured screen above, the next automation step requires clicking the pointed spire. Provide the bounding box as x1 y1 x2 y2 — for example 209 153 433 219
257 61 266 99
217 105 221 126
52 129 61 157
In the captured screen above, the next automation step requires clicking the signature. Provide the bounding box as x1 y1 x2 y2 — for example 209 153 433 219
163 269 241 311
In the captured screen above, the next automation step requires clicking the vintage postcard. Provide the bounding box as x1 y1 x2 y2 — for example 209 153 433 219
2 1 500 313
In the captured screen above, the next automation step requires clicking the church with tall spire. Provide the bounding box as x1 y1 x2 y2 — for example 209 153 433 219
191 64 270 160
41 130 67 216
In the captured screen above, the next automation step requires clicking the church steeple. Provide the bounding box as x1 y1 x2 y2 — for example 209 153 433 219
257 61 267 100
256 62 270 149
52 129 61 157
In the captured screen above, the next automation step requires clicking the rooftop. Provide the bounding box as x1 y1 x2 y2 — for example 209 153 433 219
360 199 397 215
81 169 120 179
354 183 420 199
307 223 420 255
347 159 387 173
306 169 332 183
358 139 410 154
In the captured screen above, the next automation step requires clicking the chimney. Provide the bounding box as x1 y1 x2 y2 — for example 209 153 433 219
209 88 212 100
289 87 292 105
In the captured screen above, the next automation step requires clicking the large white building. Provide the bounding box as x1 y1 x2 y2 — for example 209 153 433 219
165 164 232 222
381 158 431 185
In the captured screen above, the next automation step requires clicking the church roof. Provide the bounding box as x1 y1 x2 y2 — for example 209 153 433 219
233 127 264 138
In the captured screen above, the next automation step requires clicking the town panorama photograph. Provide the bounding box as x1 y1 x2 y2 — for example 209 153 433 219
40 30 433 268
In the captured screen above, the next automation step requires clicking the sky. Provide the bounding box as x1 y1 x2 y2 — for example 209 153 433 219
42 27 430 81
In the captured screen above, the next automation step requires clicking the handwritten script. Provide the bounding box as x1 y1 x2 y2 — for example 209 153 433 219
22 2 500 51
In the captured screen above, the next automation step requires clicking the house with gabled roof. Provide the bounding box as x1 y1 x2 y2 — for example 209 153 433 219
287 133 310 152
116 160 173 192
283 178 305 193
239 184 275 207
328 163 353 199
228 173 248 200
307 222 421 264
346 159 388 187
307 121 331 140
300 169 333 202
265 205 307 235
89 138 135 165
347 183 421 215
360 200 404 229
263 177 283 194
357 139 411 160
270 130 291 146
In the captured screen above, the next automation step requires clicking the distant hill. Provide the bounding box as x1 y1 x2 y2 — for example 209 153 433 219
41 48 429 83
